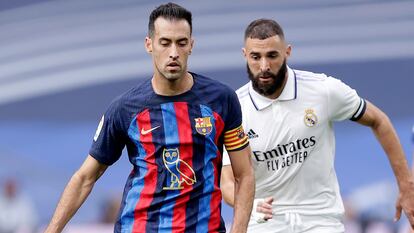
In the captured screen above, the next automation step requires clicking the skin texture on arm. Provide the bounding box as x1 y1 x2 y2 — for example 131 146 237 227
356 101 414 229
44 155 108 233
221 164 274 222
221 164 235 206
226 146 255 233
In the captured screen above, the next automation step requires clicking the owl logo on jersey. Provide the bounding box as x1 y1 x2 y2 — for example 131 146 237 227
194 117 213 135
304 109 318 127
162 148 197 190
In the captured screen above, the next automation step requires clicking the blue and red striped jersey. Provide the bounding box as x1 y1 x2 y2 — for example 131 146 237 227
89 72 248 233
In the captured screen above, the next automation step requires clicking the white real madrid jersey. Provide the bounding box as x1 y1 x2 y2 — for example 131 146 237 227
224 67 366 219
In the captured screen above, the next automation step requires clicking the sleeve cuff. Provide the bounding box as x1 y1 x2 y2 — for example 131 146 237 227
350 98 366 121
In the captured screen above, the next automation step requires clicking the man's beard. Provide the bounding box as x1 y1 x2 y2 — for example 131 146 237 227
247 60 287 97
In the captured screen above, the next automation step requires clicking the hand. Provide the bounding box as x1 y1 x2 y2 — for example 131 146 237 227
252 197 274 223
394 184 414 229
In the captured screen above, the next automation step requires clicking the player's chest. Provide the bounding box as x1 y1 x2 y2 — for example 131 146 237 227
243 101 327 150
130 102 223 145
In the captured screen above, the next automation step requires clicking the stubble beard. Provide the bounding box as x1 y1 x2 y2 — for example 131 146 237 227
156 64 185 82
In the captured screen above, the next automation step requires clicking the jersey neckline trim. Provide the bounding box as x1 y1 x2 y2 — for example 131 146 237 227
151 71 198 98
248 67 297 111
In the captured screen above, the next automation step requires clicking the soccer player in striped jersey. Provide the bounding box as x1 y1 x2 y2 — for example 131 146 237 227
221 18 414 232
45 3 254 233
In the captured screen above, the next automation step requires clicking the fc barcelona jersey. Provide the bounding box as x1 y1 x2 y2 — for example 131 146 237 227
89 72 248 233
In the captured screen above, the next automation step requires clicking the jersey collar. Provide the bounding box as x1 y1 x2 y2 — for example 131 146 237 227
248 66 297 111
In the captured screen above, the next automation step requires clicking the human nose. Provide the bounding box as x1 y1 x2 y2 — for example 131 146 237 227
260 58 270 72
169 44 179 60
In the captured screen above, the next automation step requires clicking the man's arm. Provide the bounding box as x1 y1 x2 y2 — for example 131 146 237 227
221 163 273 223
221 164 235 206
45 155 108 233
356 101 414 228
226 146 255 233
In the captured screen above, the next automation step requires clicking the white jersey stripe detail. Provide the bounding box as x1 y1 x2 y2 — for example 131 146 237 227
351 98 366 121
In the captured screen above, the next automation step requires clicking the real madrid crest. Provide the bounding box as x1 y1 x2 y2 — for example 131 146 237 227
194 117 213 135
304 109 318 127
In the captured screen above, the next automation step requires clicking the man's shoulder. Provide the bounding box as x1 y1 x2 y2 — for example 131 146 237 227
193 72 230 89
293 68 346 91
294 70 352 93
235 82 250 100
107 78 152 111
117 78 151 100
192 72 236 98
293 69 329 82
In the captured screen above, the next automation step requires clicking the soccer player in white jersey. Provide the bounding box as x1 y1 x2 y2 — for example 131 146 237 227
221 18 414 232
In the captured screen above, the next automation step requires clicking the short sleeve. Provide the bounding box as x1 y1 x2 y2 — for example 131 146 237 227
223 90 249 152
326 76 366 122
224 90 243 131
89 101 126 165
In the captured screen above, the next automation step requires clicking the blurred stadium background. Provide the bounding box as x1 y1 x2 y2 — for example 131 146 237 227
0 0 413 232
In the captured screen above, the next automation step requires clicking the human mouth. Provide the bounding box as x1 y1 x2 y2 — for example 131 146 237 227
258 75 272 83
167 62 180 67
259 75 271 79
166 62 180 71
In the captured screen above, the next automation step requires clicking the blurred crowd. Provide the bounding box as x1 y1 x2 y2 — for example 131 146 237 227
0 178 38 233
1 171 412 233
343 181 411 233
0 177 121 233
0 124 413 233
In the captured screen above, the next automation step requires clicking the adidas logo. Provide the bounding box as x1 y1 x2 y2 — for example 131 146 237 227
247 129 259 139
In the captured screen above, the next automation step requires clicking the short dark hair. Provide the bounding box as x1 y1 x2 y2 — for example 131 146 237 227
244 19 285 40
148 2 192 38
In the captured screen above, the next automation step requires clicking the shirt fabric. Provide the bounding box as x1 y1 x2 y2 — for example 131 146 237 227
223 67 366 232
90 72 248 233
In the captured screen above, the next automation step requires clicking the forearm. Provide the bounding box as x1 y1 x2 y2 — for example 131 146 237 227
45 172 96 233
222 184 235 207
371 114 413 188
221 166 235 207
231 173 255 233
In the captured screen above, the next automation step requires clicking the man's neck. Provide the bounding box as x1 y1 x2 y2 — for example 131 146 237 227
152 72 193 96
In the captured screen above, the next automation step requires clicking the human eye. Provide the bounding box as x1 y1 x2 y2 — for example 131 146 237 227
250 54 260 60
159 39 170 47
268 52 279 59
177 39 188 47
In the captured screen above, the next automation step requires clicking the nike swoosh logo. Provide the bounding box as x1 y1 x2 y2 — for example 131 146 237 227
141 126 160 135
